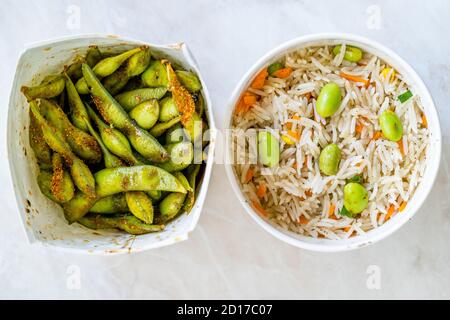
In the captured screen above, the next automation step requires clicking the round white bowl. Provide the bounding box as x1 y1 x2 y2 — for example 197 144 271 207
7 34 216 254
224 33 441 252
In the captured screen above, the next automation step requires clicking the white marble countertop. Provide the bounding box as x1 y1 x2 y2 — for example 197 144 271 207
0 0 449 299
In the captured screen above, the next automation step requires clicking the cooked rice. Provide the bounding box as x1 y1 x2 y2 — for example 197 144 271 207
231 45 429 239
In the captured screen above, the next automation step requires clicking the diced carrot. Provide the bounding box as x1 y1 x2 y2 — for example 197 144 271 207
343 226 351 232
256 184 267 198
305 189 313 197
399 201 407 212
328 204 336 217
305 92 312 101
243 94 257 106
286 115 301 130
373 131 382 140
385 204 396 221
250 68 268 89
397 140 405 156
299 215 309 225
422 114 428 128
287 130 301 141
273 67 293 79
252 201 267 217
340 72 370 87
355 122 363 134
244 168 254 183
292 162 298 169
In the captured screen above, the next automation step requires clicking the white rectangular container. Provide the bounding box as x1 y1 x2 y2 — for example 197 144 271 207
7 35 216 254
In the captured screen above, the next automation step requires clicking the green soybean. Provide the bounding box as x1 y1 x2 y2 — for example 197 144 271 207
159 96 180 122
175 70 201 93
90 193 128 214
316 82 342 118
319 144 341 176
158 142 194 173
343 182 368 215
65 74 90 132
129 99 159 129
379 110 403 142
75 77 90 94
21 76 65 101
78 214 164 235
37 170 60 203
182 164 201 213
125 191 154 224
92 47 143 78
258 131 279 167
159 192 186 221
141 60 168 87
150 116 182 138
333 45 363 63
86 46 102 68
115 87 167 111
29 111 52 166
50 153 75 203
165 123 188 144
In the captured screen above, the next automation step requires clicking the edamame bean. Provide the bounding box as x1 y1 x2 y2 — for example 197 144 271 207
86 46 102 68
175 70 202 93
125 191 154 224
78 214 164 235
114 87 167 111
29 111 52 166
75 77 90 94
333 45 363 62
92 47 143 78
182 164 201 213
172 172 193 193
165 123 188 144
150 116 182 137
319 144 341 176
141 60 168 87
90 193 128 214
94 165 187 198
343 182 368 215
21 76 65 101
159 96 180 122
258 131 279 167
379 110 403 142
51 153 75 203
63 192 98 223
129 99 159 129
158 142 194 173
37 170 60 203
316 82 342 118
65 74 90 132
158 192 186 221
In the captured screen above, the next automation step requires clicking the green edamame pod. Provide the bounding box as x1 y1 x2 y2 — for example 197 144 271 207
183 112 204 143
159 192 186 221
40 99 102 163
94 165 187 198
150 116 182 138
78 214 164 235
21 76 65 101
86 46 102 67
84 116 125 168
141 60 168 87
37 170 60 203
63 192 98 223
165 123 188 144
129 99 159 129
195 93 205 118
158 142 194 173
40 74 62 85
65 55 84 80
29 111 52 166
125 191 154 224
115 87 167 111
147 190 162 201
93 47 143 77
127 47 151 77
86 105 138 165
122 76 144 91
51 153 75 203
103 66 129 95
173 172 193 192
182 164 201 213
65 74 90 132
82 63 168 162
75 77 90 94
175 70 202 93
90 193 128 214
159 96 180 122
29 100 96 198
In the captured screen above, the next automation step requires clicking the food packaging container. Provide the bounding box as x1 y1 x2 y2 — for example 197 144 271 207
224 33 441 252
7 34 216 254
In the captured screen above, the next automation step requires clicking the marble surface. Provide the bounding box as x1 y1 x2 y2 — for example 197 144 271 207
0 0 449 299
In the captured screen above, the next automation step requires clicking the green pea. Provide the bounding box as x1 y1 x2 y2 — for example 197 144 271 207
267 62 284 75
333 45 363 62
258 131 279 167
316 82 341 118
379 110 403 142
319 144 341 176
343 182 369 215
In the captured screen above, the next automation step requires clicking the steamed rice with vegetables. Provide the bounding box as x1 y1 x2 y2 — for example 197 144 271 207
231 44 429 240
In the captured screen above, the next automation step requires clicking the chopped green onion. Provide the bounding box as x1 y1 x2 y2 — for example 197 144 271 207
346 175 363 184
338 206 356 218
398 90 413 103
267 62 284 75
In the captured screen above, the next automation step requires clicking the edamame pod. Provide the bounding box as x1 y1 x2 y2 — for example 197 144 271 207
150 116 182 137
147 190 162 201
158 142 194 173
129 99 159 129
175 70 202 93
29 111 52 166
63 192 98 223
82 63 169 163
159 96 180 122
65 55 84 80
78 214 164 235
40 99 102 163
29 100 96 198
182 164 201 213
173 172 192 192
90 193 128 214
75 77 90 94
86 105 138 164
159 192 186 221
65 74 90 132
93 47 143 77
37 170 60 203
21 76 65 101
51 153 75 203
94 165 187 198
183 112 204 143
141 60 168 87
125 191 154 224
165 123 188 144
86 46 102 67
114 87 167 111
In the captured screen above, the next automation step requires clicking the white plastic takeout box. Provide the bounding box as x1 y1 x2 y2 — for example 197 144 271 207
7 34 216 254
